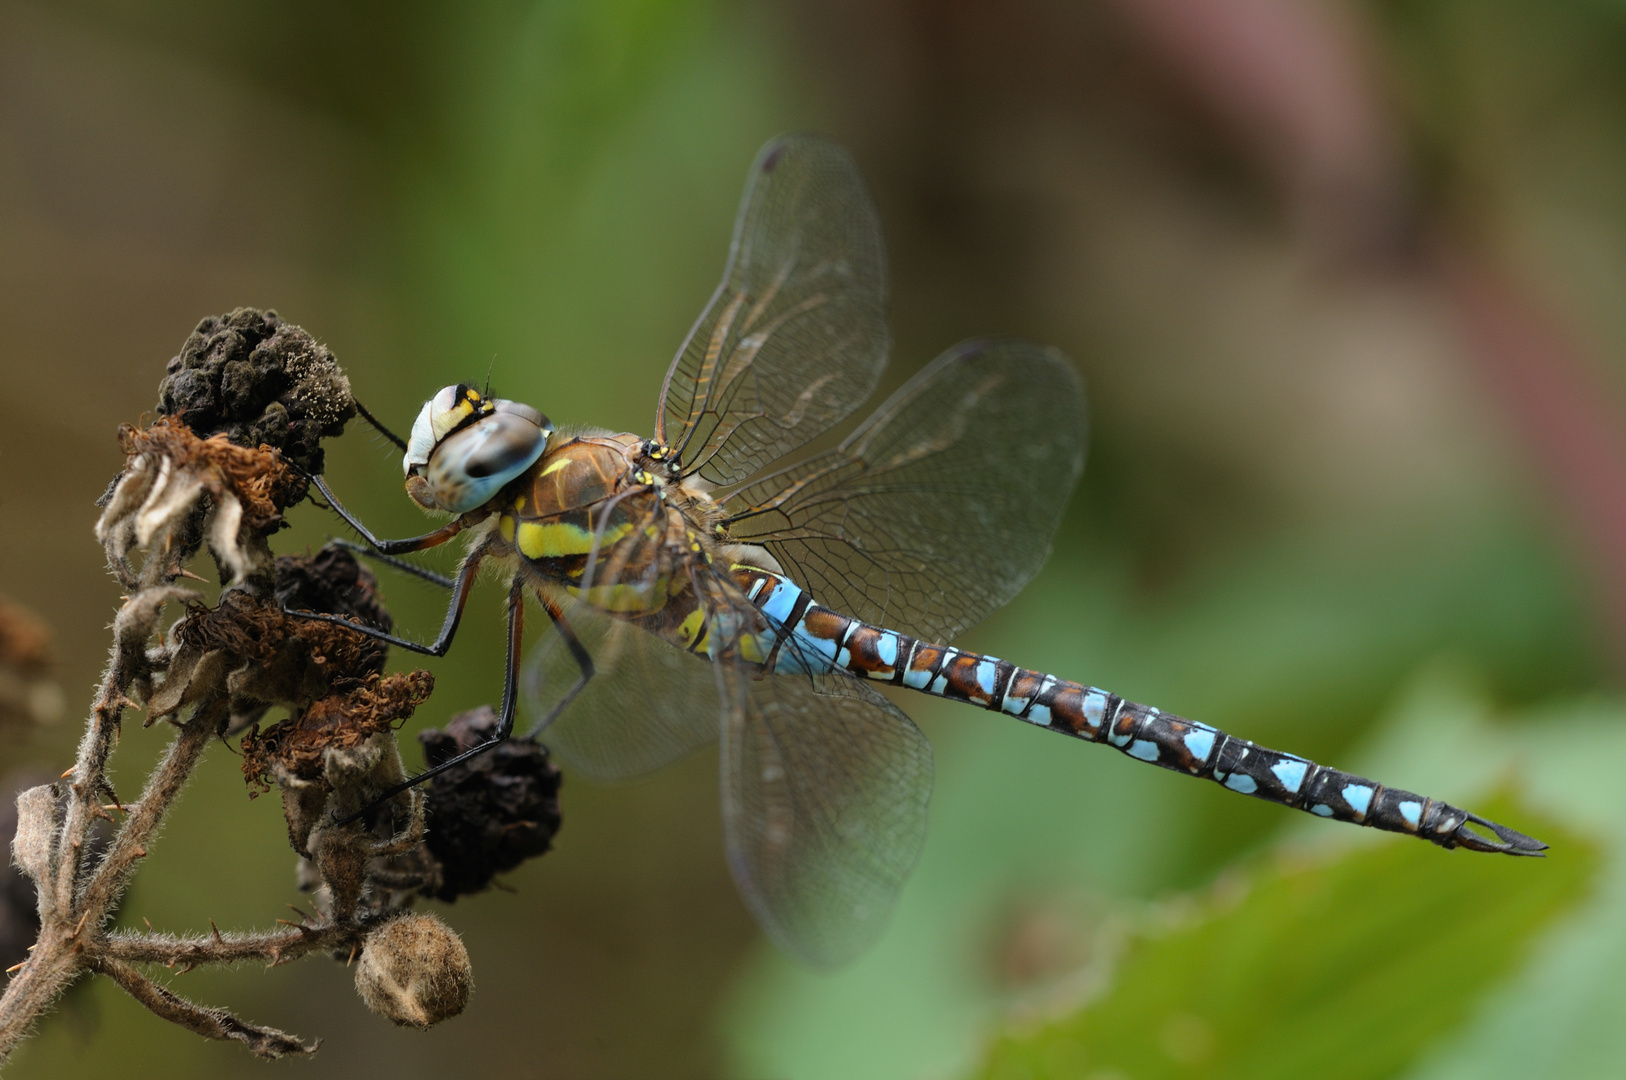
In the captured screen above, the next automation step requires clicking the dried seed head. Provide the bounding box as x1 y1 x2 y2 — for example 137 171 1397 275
241 671 434 795
9 783 59 889
150 543 401 729
354 913 473 1028
0 598 51 676
97 418 306 588
156 308 355 476
0 596 62 727
273 546 392 635
0 775 54 971
418 706 562 901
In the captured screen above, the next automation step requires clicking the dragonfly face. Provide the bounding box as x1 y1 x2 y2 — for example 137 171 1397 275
403 383 552 514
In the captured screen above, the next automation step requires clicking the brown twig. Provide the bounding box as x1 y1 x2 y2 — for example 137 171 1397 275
102 922 357 969
93 956 316 1058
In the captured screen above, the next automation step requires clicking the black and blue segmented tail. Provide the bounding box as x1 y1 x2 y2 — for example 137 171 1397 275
738 565 1547 856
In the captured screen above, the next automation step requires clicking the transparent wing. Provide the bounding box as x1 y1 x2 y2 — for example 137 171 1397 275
721 339 1087 643
657 133 890 488
717 660 933 968
530 550 934 967
522 586 720 781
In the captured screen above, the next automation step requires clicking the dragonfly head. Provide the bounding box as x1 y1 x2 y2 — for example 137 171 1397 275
403 384 552 513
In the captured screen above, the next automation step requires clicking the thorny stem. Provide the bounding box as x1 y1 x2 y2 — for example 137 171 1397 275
77 701 220 926
0 543 367 1062
92 957 315 1057
102 921 352 969
0 658 333 1063
0 623 142 1060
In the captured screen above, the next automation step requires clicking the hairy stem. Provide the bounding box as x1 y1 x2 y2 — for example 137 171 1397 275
0 649 225 1062
102 922 361 969
93 957 314 1058
79 701 219 921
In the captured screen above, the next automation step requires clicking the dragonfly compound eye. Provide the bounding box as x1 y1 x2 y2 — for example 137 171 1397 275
421 411 548 513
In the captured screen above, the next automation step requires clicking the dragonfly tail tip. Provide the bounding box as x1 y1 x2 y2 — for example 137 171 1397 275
1454 811 1548 857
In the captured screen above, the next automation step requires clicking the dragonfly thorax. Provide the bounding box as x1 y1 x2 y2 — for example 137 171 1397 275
403 383 552 514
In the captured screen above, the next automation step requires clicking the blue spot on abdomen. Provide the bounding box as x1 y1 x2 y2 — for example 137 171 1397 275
1271 758 1308 794
1182 726 1216 763
1128 740 1159 762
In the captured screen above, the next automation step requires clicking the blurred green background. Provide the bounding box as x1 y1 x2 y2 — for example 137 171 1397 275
3 0 1626 1077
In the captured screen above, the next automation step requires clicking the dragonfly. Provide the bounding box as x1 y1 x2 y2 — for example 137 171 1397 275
296 133 1546 967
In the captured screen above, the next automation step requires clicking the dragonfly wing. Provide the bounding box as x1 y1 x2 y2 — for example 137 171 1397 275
523 586 720 781
723 338 1087 642
717 662 933 968
657 133 889 488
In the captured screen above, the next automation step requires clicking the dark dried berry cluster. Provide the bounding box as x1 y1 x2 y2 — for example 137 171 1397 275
274 545 393 641
419 707 562 901
157 308 356 475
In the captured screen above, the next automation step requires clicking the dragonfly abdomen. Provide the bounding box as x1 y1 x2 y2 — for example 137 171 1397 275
738 565 1544 858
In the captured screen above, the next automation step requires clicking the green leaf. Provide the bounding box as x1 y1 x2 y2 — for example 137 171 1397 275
974 797 1599 1080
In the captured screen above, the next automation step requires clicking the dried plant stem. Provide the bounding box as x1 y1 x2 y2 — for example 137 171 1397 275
77 699 219 920
91 957 314 1058
0 643 140 1059
102 921 352 969
0 579 339 1062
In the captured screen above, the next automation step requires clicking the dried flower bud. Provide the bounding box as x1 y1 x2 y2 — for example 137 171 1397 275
0 596 63 727
242 671 433 795
8 783 58 891
156 308 355 476
418 707 562 901
152 544 400 728
354 913 473 1028
97 418 306 587
0 777 50 972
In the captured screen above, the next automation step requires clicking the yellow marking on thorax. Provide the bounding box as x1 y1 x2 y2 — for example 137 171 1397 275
499 515 516 544
675 606 708 651
539 456 574 478
736 634 765 665
515 519 633 560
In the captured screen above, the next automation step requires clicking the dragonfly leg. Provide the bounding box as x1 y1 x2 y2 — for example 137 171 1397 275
307 474 470 555
332 575 529 826
329 537 457 591
522 591 596 738
282 544 486 656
